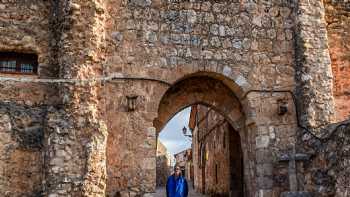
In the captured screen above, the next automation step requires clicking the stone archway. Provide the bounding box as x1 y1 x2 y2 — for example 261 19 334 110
154 74 251 196
154 76 245 133
103 70 297 196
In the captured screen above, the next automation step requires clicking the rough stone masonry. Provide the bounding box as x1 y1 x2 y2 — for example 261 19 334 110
0 0 349 197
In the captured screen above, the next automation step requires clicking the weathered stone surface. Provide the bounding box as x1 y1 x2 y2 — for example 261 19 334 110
0 1 54 77
324 0 350 122
45 1 108 196
299 120 350 197
0 102 45 196
0 0 348 197
280 191 313 197
294 0 336 134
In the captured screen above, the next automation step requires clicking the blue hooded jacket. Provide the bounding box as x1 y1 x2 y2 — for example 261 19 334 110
166 175 188 197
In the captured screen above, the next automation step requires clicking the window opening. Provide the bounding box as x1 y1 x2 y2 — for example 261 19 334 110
0 52 38 74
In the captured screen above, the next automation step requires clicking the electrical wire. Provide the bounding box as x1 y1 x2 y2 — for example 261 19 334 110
1 75 348 144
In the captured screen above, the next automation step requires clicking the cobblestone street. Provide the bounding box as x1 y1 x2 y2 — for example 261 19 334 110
154 182 206 197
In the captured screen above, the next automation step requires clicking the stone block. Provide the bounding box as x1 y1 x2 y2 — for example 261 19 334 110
257 163 273 176
257 176 273 189
280 191 313 197
129 0 152 7
258 189 273 197
256 149 272 164
256 135 270 149
142 158 156 170
120 191 130 197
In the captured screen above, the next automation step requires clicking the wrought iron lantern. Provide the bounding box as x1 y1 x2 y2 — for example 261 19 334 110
182 126 192 138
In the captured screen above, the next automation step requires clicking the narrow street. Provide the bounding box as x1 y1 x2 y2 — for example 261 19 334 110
154 182 207 197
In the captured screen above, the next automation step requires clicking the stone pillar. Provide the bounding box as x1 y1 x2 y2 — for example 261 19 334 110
295 0 336 136
244 91 300 197
44 1 107 196
245 93 277 197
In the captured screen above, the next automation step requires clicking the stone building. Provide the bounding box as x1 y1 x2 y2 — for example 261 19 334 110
156 140 172 187
174 150 185 172
0 0 349 197
174 148 192 178
184 149 194 183
190 105 243 196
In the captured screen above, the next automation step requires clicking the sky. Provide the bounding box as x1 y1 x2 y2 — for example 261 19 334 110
158 107 192 155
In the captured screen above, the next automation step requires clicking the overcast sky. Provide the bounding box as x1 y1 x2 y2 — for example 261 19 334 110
158 107 192 155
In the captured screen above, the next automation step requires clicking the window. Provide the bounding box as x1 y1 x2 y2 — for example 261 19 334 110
0 52 38 74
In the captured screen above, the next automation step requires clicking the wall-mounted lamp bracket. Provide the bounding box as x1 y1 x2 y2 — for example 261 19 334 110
126 95 138 112
278 99 288 116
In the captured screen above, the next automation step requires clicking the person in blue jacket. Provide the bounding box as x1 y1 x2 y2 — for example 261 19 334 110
166 165 188 197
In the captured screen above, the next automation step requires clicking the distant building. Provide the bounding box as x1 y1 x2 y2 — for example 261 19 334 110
156 140 173 186
174 148 193 182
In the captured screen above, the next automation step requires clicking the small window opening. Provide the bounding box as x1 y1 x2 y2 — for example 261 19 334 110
0 52 38 74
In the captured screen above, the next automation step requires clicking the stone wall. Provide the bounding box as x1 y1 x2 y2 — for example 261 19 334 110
156 140 171 187
104 0 296 88
0 0 301 196
102 1 299 194
0 4 58 195
245 91 299 196
105 81 161 196
47 1 108 196
0 102 45 197
299 120 350 197
324 0 350 121
0 0 59 105
294 0 335 134
0 0 55 77
149 73 300 197
0 0 347 196
156 155 171 187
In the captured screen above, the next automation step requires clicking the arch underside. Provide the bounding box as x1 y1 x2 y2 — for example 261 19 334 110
154 76 245 133
154 75 248 196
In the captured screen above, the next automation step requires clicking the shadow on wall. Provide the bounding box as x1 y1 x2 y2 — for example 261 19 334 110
0 101 45 196
299 119 350 196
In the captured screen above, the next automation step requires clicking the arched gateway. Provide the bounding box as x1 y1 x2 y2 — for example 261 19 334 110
154 73 249 196
154 74 245 133
2 1 347 197
104 70 299 196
